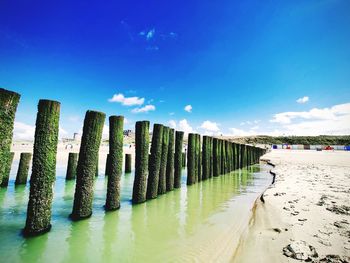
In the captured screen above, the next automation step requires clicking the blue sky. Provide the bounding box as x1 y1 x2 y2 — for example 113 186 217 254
1 0 350 139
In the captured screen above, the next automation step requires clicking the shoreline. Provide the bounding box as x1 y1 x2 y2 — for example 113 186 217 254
233 150 350 262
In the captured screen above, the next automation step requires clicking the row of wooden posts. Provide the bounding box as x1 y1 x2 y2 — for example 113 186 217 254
0 88 266 237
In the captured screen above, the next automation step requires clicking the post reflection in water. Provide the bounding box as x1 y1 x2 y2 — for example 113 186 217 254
0 162 271 263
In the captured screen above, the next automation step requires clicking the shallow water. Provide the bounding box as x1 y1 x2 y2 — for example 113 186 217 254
0 158 271 263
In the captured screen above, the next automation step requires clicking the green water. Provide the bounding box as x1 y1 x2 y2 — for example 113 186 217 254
0 160 271 263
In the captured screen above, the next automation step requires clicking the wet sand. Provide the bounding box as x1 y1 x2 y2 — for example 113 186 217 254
234 150 350 262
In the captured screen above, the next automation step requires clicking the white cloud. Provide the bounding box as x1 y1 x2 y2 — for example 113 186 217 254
131 104 156 113
270 103 350 124
229 127 257 136
168 120 177 129
14 121 68 140
200 120 220 132
184 105 192 113
146 29 155 40
269 102 350 135
296 96 309 104
108 93 144 106
178 119 194 134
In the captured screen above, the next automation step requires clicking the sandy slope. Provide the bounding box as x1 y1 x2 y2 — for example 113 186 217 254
234 150 350 263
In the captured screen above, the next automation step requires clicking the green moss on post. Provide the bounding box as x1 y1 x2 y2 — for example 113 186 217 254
202 136 210 180
166 128 175 191
146 124 163 199
105 116 124 211
197 134 202 182
221 140 227 174
105 154 111 176
71 110 105 220
66 153 78 180
213 138 219 177
95 155 99 177
132 121 150 204
187 133 196 185
209 137 213 178
125 154 132 173
15 153 32 185
174 131 184 188
0 88 20 185
158 126 169 195
0 152 14 187
24 100 60 236
182 152 186 167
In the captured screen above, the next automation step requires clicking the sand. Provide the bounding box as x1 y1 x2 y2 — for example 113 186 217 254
234 150 350 263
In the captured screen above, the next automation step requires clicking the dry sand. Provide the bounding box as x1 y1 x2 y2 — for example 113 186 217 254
234 150 350 263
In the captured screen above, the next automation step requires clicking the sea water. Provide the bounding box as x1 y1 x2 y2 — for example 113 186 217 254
0 158 271 263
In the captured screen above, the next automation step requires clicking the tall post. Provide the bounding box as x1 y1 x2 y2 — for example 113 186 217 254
0 152 14 187
196 134 202 182
158 126 169 195
66 152 78 180
71 110 105 220
166 128 175 191
187 133 196 185
182 152 186 167
0 88 20 185
105 154 111 176
146 124 163 200
24 100 60 236
174 131 184 188
15 153 32 185
213 138 220 177
105 116 124 211
209 137 213 178
125 154 132 173
202 136 209 180
132 121 150 204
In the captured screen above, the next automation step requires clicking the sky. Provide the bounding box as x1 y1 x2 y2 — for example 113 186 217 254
1 0 350 140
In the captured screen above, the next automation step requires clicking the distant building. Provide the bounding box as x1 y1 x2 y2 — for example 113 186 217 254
73 133 81 141
123 130 132 136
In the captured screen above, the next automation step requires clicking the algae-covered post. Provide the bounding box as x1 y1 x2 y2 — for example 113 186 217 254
174 131 184 188
105 116 124 211
95 155 99 177
182 152 186 167
158 126 169 195
15 153 32 185
71 110 105 220
125 154 132 173
146 124 163 200
221 140 227 175
105 154 111 176
66 152 78 180
166 128 175 191
213 138 219 177
0 152 14 187
202 136 210 180
24 100 60 236
0 88 20 185
197 134 202 182
132 121 150 204
187 133 196 185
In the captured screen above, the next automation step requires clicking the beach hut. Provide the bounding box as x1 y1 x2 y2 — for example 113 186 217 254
304 145 310 150
297 145 304 150
345 146 350 151
310 145 316 150
272 145 277 149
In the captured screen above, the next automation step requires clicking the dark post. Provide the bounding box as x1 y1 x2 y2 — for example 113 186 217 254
166 128 175 191
105 116 124 211
71 110 105 220
24 100 60 236
105 154 111 176
0 152 14 187
15 153 32 185
125 154 132 173
132 121 150 204
158 126 169 195
66 152 78 180
0 88 20 185
146 124 163 199
187 133 196 185
174 131 184 188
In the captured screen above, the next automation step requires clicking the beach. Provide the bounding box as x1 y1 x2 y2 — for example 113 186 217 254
234 150 350 262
